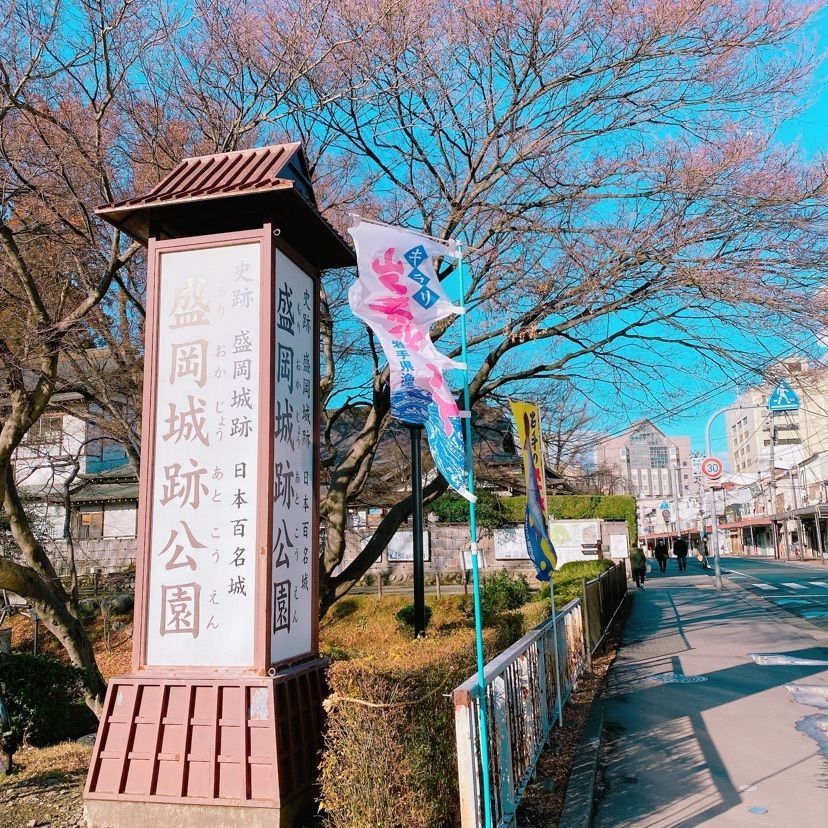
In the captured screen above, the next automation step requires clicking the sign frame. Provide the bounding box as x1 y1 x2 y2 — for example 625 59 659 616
133 226 321 677
767 379 800 412
700 456 724 481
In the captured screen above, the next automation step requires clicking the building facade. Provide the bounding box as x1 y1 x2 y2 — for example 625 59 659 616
593 420 694 536
727 358 828 474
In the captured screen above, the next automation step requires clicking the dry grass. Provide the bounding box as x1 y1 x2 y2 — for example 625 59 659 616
0 741 91 787
320 593 547 668
0 742 91 828
3 612 133 680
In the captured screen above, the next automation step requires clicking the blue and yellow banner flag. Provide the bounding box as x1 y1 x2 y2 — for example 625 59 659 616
510 401 557 580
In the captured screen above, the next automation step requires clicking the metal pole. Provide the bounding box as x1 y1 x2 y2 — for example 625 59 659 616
408 425 426 637
457 245 494 828
768 412 779 558
548 564 564 728
815 505 825 565
703 415 724 589
709 486 723 589
672 462 681 535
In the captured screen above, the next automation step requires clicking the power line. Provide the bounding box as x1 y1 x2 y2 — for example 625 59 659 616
584 339 816 452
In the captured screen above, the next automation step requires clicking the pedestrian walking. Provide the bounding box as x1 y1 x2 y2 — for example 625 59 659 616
654 539 669 573
674 535 689 572
630 546 647 590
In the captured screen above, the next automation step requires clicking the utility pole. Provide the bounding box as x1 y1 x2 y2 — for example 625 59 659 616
768 409 781 559
673 460 681 535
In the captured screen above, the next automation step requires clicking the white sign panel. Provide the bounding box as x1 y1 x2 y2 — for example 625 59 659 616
364 531 431 562
494 526 530 560
609 533 629 558
270 251 315 663
549 520 601 566
146 242 261 666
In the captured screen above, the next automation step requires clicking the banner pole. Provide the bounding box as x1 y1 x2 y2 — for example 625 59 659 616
408 424 426 637
457 246 494 828
549 571 564 728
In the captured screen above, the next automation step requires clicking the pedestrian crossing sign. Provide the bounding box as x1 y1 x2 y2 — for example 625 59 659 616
767 379 799 412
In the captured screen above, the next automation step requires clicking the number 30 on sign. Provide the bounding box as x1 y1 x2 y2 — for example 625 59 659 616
701 456 723 481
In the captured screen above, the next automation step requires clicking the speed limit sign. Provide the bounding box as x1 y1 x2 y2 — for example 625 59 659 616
701 456 723 481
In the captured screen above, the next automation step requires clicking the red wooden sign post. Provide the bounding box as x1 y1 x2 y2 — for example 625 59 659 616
84 143 353 826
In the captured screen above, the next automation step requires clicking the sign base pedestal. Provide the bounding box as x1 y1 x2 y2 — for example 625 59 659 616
84 659 327 827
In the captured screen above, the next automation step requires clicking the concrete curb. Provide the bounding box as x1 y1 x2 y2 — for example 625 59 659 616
557 691 605 828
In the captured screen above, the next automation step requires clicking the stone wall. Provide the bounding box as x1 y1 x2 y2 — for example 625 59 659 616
42 518 630 583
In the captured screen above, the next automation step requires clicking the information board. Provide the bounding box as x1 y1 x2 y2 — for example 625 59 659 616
270 250 316 663
146 242 261 666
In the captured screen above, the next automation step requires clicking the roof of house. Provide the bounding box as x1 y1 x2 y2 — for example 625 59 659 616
68 463 138 505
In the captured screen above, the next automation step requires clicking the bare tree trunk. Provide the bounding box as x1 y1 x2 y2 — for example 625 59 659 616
319 474 448 614
61 460 81 607
2 468 105 715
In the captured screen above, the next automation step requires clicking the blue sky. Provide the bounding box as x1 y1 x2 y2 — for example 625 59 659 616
647 15 828 461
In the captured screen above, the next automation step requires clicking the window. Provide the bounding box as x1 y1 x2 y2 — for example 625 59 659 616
649 446 668 468
25 414 64 452
76 511 103 540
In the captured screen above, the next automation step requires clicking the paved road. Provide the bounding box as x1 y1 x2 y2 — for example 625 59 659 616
593 571 828 827
716 556 828 629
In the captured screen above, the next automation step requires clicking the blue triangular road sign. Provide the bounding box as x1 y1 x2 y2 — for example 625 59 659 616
767 379 799 412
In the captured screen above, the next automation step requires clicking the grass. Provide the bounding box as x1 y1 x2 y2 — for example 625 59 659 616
319 593 548 665
0 741 91 788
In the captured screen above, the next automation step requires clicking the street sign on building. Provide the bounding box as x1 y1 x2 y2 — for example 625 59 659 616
701 456 724 481
767 379 800 412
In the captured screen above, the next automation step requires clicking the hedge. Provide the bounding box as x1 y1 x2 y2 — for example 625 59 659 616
428 490 507 528
319 599 547 826
431 492 637 543
0 653 94 748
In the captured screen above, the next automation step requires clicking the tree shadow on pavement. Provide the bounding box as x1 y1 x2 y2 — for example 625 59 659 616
594 582 828 827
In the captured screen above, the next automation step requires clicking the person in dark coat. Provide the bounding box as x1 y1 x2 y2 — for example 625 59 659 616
630 547 647 590
654 539 669 574
673 535 689 572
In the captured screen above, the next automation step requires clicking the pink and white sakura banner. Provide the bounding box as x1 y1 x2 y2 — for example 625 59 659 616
347 218 473 501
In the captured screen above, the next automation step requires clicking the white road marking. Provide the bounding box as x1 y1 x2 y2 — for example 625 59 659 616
782 582 807 590
752 583 778 590
809 581 828 588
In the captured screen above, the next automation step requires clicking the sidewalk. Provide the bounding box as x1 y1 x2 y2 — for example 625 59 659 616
592 566 828 827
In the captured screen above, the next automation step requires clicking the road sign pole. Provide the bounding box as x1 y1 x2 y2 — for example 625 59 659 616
815 505 825 565
709 486 722 590
768 410 780 559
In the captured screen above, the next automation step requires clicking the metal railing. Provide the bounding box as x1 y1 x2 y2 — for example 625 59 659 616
453 599 586 827
582 562 628 659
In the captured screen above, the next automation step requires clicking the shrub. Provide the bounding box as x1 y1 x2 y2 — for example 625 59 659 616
458 571 531 625
537 559 617 606
319 602 545 827
501 494 638 543
0 653 87 747
395 604 433 633
483 571 531 611
429 491 505 527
